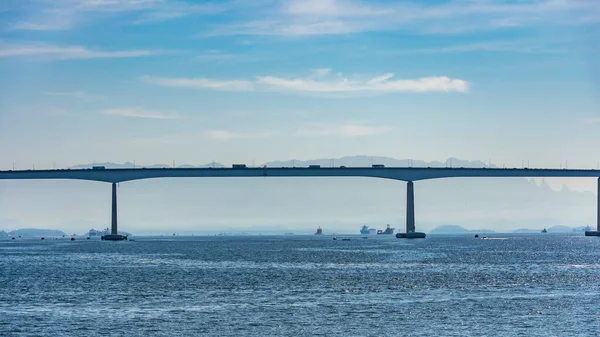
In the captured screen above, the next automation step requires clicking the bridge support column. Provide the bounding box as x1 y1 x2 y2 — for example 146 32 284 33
406 181 415 233
585 177 600 236
112 182 118 235
396 181 426 239
102 182 127 241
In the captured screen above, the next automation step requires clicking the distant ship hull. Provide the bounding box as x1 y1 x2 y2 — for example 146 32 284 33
377 225 395 235
360 225 376 235
396 232 426 239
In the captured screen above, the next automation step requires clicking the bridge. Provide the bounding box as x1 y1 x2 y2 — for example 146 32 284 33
1 166 600 239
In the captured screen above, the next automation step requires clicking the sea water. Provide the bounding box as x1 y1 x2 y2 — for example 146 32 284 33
1 234 599 336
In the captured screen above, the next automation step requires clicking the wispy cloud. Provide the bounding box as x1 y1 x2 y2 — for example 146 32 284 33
389 40 552 55
9 21 72 31
142 69 470 94
11 0 600 34
140 75 254 91
202 0 600 37
8 0 240 31
295 123 392 137
0 42 173 59
101 107 181 120
257 74 470 93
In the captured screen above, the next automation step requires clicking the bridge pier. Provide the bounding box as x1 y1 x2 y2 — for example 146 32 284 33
586 177 600 236
102 182 127 241
406 181 415 233
396 181 426 239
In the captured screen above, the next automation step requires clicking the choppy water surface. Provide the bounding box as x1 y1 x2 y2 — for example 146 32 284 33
1 234 600 336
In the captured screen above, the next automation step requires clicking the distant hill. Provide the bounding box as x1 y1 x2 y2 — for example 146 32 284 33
547 225 575 233
9 228 66 237
430 225 496 234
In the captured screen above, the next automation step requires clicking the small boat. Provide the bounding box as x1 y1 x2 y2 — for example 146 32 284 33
541 228 548 233
474 234 479 238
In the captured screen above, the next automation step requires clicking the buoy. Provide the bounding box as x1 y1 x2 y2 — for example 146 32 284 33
474 234 479 238
87 237 91 240
11 237 15 240
41 237 45 240
71 237 75 241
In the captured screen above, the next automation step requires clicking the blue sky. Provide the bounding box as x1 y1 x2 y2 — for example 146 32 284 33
1 0 600 233
1 0 599 169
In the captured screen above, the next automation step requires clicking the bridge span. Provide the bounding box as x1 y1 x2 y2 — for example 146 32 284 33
1 166 599 238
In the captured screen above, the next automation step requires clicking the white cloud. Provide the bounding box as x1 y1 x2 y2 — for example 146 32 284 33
0 42 171 59
101 107 181 120
140 75 254 91
295 124 392 137
257 73 470 93
142 70 470 94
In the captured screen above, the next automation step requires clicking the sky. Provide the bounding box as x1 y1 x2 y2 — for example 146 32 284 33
0 0 599 170
1 0 600 233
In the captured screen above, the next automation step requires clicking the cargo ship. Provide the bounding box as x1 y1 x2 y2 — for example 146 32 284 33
88 228 110 237
360 225 377 235
314 227 323 235
377 224 395 235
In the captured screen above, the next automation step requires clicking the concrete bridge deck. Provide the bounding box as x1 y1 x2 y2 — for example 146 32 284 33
2 166 600 183
2 166 599 238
